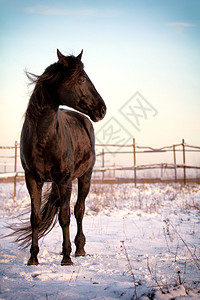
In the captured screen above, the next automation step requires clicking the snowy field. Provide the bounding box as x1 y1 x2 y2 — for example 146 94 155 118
0 182 200 299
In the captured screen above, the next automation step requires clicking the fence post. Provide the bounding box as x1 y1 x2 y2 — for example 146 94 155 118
182 139 186 184
113 163 116 178
133 138 137 187
102 148 105 180
173 145 177 183
14 141 18 200
161 163 163 180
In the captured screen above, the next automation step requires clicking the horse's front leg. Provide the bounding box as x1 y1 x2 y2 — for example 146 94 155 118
74 170 92 257
25 172 43 265
58 181 73 266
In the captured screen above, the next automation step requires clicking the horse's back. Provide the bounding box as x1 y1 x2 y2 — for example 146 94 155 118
59 109 95 148
20 109 95 182
57 109 96 179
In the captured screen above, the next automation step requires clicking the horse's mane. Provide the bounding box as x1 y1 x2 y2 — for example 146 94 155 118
27 55 84 87
25 55 84 121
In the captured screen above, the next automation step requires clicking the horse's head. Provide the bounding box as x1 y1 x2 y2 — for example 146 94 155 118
57 49 106 122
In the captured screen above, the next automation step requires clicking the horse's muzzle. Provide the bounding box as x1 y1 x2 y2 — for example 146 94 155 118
90 104 106 122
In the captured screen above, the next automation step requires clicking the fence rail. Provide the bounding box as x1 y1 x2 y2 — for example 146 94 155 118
0 139 200 199
95 138 200 185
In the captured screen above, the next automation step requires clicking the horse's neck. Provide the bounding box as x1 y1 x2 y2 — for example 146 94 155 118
25 85 58 144
26 84 57 121
36 107 58 144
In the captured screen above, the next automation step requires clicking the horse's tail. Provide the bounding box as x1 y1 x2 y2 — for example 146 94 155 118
10 184 60 248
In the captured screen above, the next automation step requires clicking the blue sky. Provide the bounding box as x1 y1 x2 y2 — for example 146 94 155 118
0 0 200 153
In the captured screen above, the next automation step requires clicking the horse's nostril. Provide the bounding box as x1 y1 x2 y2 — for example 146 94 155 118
101 106 106 117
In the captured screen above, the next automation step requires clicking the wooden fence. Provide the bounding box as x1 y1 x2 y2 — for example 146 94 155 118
0 141 21 199
94 138 200 185
0 139 200 199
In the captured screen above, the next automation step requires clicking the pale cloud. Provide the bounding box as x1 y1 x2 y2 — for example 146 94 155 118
168 22 195 28
23 5 119 17
167 22 195 33
23 5 95 16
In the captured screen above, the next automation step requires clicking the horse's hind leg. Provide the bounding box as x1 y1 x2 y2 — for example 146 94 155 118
58 181 73 266
74 170 92 257
25 172 43 265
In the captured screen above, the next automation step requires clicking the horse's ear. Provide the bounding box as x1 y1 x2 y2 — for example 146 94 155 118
57 49 68 66
77 49 83 61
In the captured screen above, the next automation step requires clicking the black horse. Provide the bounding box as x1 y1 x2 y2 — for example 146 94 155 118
17 49 106 266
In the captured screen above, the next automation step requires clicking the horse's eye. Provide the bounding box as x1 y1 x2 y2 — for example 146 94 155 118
78 76 86 84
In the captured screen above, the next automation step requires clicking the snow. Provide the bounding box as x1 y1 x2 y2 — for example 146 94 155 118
0 182 200 299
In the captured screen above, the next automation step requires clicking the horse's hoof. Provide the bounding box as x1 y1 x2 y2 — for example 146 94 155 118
75 250 86 257
27 258 39 266
61 257 73 266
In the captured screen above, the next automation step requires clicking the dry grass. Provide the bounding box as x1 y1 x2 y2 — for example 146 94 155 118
73 183 200 215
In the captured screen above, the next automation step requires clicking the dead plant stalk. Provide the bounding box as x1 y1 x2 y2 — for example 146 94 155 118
120 241 138 300
163 220 200 271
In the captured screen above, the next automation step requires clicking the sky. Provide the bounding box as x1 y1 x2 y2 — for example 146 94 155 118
0 0 200 156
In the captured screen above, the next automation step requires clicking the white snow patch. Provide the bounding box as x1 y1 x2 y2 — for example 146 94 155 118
0 182 200 299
